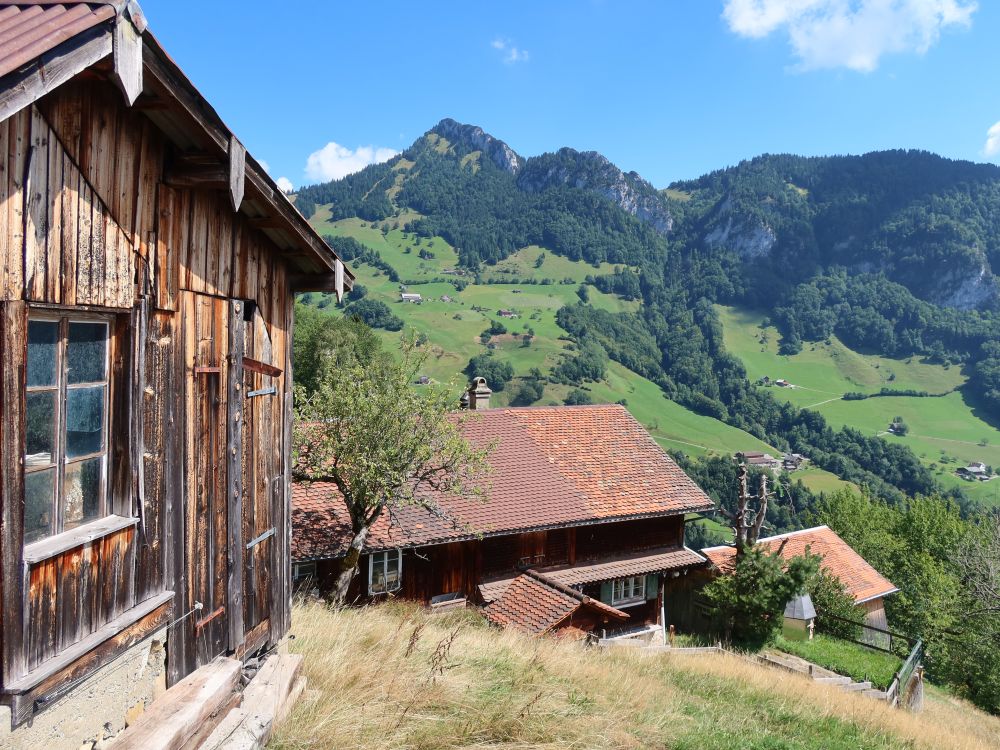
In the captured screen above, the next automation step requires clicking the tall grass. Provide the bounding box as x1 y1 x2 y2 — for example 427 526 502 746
272 601 1000 749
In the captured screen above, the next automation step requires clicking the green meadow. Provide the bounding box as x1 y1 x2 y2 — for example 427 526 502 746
717 305 1000 505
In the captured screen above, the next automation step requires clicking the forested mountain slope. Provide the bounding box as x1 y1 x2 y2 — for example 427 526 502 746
294 120 1000 509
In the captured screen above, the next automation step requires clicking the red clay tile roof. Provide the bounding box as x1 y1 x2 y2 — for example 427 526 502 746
702 525 898 604
483 570 628 635
292 404 714 561
539 546 706 587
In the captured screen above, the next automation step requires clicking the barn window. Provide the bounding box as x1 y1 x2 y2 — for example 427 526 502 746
369 550 402 595
293 561 317 586
611 575 646 606
24 315 110 545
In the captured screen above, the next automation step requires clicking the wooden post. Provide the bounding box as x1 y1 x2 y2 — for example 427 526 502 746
113 14 143 106
228 138 246 213
0 301 27 685
226 300 245 652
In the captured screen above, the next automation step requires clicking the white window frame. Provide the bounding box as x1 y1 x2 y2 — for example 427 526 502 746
368 549 402 595
611 575 647 607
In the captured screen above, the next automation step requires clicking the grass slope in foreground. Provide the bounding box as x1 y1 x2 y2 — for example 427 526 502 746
717 305 1000 505
273 602 1000 750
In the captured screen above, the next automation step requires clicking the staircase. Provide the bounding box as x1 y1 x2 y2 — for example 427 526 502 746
759 650 886 701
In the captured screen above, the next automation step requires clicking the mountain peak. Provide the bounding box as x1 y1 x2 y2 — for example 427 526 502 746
429 118 524 174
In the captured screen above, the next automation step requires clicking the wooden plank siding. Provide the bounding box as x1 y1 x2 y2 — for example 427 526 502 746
0 70 303 720
325 516 689 606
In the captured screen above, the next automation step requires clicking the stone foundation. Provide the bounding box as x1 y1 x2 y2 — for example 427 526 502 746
0 630 167 750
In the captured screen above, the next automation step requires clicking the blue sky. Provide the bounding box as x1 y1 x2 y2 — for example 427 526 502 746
141 1 999 191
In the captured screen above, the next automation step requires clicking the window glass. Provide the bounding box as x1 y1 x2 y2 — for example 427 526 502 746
24 470 55 544
67 322 108 384
370 559 386 593
27 320 59 387
64 457 103 530
65 386 105 457
25 391 57 466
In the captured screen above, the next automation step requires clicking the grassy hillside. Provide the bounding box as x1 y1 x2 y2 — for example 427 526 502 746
273 602 1000 749
717 305 1000 505
303 207 854 495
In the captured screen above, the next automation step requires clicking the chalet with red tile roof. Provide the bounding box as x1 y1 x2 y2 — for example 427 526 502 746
703 525 898 643
292 385 714 638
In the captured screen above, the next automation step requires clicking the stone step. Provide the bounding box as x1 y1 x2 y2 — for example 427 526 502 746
842 681 873 692
201 653 305 750
813 676 851 686
109 656 241 750
863 688 889 701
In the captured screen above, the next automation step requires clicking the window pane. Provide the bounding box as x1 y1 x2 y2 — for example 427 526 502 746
25 469 55 544
66 385 105 457
64 457 103 531
386 562 400 590
25 391 57 466
67 322 108 384
27 320 59 387
371 563 386 593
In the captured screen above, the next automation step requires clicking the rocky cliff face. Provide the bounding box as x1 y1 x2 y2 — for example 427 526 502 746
517 148 673 235
926 256 997 311
431 118 524 174
703 197 777 259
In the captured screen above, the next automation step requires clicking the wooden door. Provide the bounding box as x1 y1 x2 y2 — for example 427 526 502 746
238 305 280 649
181 292 230 667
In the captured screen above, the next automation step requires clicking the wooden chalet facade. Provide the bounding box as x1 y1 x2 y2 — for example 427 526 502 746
0 0 351 738
293 394 714 638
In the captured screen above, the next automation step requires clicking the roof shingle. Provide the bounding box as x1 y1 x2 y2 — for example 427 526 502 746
292 404 715 561
483 570 627 635
702 526 898 604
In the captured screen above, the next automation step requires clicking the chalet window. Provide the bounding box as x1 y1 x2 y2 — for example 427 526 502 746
24 315 111 545
369 550 402 595
293 561 317 586
611 575 646 607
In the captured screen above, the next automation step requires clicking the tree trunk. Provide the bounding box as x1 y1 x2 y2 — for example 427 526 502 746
329 525 370 604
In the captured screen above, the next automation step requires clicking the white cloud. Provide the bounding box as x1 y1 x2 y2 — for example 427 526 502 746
985 121 1000 159
276 176 294 193
491 37 530 64
722 0 977 72
303 142 400 182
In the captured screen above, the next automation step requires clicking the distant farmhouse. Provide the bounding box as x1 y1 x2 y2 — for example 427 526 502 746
293 384 713 639
497 309 518 318
957 462 991 481
401 292 423 303
737 451 783 472
704 526 898 646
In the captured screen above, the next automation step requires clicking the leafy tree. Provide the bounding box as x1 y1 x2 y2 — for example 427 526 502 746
704 545 819 650
809 572 862 640
576 285 589 303
465 354 514 392
293 336 491 603
564 388 593 406
345 299 404 331
293 302 384 395
509 376 545 406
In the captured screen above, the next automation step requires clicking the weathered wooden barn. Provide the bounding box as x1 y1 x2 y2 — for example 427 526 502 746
0 0 351 741
293 389 713 639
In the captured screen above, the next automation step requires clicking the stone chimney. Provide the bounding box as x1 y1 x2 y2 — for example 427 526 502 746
467 377 492 410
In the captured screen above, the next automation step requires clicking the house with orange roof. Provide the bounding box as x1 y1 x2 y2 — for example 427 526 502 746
292 381 714 638
702 526 899 644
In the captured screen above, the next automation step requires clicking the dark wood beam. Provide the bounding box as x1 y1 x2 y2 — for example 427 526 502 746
163 154 227 189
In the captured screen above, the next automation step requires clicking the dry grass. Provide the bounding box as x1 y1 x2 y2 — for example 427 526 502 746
272 601 1000 749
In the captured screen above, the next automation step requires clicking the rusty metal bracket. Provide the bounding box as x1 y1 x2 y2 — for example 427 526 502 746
193 605 225 632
